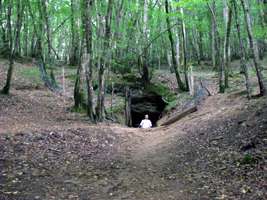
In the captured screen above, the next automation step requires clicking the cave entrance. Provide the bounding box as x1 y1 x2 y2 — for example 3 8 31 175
131 93 167 127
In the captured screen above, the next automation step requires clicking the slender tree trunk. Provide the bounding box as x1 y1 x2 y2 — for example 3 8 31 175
223 0 233 89
73 39 85 109
1 0 13 94
208 1 224 93
0 0 6 48
232 0 251 98
96 0 113 121
175 32 180 68
165 0 186 91
69 0 79 66
142 0 150 86
125 87 132 127
180 7 189 90
240 0 266 96
41 0 51 60
23 10 28 57
192 26 201 65
211 1 216 69
263 0 267 24
82 0 95 120
13 0 24 57
198 30 204 61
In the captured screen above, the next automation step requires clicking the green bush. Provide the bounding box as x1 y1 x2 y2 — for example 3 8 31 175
145 83 176 103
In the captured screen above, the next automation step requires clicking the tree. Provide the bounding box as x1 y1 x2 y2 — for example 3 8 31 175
207 1 225 93
2 0 24 94
81 0 95 120
165 0 187 91
96 0 113 121
240 0 266 96
223 0 233 89
232 0 251 98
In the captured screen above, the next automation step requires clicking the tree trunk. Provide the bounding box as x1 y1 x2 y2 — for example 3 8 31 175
180 7 189 90
125 87 132 127
69 0 79 66
165 0 186 91
211 1 216 70
0 0 6 49
41 0 51 61
23 10 28 57
208 1 224 93
240 0 266 96
82 0 95 120
264 0 267 24
96 0 113 122
198 30 204 61
223 0 233 89
142 0 150 86
232 0 251 98
2 0 15 94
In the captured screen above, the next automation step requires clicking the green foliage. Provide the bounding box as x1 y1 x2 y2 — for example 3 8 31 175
19 67 41 84
70 105 87 114
240 154 257 165
145 83 176 103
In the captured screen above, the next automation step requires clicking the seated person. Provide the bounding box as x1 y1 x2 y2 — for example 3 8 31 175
139 114 152 128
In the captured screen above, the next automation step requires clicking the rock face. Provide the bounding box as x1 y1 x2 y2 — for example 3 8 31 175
131 93 167 127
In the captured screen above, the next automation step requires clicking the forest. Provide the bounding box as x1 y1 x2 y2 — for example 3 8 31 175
0 0 267 199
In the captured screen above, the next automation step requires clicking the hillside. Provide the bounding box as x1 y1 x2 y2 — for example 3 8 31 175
0 60 266 200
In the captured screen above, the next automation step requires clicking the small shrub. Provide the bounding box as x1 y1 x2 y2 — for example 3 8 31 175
240 154 257 165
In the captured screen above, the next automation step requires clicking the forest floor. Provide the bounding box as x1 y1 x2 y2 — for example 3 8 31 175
0 59 267 200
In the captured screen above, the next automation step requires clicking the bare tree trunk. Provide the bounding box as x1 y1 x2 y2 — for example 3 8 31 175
74 37 86 109
165 0 186 91
2 0 23 94
142 0 150 86
198 30 204 61
175 32 180 68
14 0 24 56
96 0 113 121
0 0 7 49
180 7 189 90
192 26 201 65
223 0 233 89
23 10 28 57
232 0 251 98
110 82 114 118
125 87 132 127
240 0 266 96
264 0 267 24
211 1 216 70
1 0 13 94
82 0 95 120
41 0 51 60
208 1 224 93
69 0 79 66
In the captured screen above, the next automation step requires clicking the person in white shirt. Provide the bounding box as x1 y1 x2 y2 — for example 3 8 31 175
139 114 152 128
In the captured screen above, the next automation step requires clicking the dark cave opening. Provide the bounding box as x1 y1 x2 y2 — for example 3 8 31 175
131 94 167 127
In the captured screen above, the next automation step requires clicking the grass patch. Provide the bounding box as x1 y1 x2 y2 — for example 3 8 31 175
18 67 42 84
70 106 87 114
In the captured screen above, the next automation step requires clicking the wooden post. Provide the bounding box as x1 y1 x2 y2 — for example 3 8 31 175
111 82 114 118
125 87 132 127
188 65 194 96
62 66 65 97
